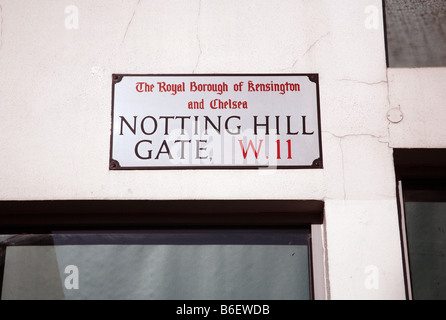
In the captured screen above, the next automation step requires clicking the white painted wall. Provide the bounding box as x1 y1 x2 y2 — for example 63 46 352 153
2 0 444 300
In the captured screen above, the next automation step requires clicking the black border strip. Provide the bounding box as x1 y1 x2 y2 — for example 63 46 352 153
109 73 323 170
382 0 390 68
394 148 446 180
394 148 446 299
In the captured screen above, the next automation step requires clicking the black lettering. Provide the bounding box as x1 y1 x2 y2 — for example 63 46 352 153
204 116 221 135
302 116 314 135
196 140 208 159
141 116 157 135
155 140 173 159
194 116 199 135
134 140 152 159
254 116 269 135
286 116 299 135
174 139 191 159
119 116 137 135
159 116 175 135
225 116 241 135
176 116 191 134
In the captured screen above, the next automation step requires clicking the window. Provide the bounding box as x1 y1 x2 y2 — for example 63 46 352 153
383 0 446 67
0 229 311 300
395 149 446 299
0 200 324 300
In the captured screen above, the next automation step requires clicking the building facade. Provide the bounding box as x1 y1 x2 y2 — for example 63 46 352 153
0 0 445 300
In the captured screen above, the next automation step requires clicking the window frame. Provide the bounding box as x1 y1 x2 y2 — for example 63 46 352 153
0 199 326 300
394 148 446 300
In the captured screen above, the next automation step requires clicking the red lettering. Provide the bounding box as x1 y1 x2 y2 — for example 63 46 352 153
238 140 264 159
136 82 145 92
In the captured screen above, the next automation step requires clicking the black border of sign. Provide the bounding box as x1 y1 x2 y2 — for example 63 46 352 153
109 73 323 170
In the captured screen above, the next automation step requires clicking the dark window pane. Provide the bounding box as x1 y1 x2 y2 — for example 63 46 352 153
0 230 311 300
405 202 446 299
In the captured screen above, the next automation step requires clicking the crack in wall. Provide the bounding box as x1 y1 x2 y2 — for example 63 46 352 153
302 32 330 57
336 71 396 148
322 130 393 201
193 0 202 73
322 131 389 146
280 31 330 71
385 69 390 104
384 68 397 148
339 138 347 200
121 0 141 45
336 79 388 86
